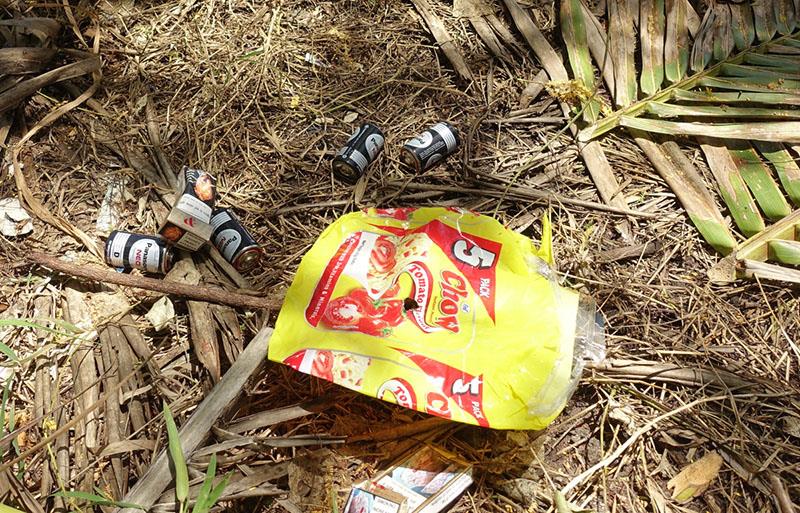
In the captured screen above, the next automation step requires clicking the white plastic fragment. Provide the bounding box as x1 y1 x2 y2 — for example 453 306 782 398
303 52 329 67
96 178 127 236
145 296 175 332
0 198 33 237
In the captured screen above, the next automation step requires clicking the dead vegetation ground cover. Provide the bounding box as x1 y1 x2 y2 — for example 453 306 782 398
0 0 799 512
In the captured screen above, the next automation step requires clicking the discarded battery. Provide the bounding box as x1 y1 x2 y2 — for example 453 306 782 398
332 123 385 183
159 167 218 251
210 208 263 271
400 122 460 173
105 230 173 274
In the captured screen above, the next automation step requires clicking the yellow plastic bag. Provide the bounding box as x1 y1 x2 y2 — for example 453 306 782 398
269 207 604 430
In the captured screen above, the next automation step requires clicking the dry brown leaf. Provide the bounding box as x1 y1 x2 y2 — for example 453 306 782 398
667 451 723 503
779 416 800 438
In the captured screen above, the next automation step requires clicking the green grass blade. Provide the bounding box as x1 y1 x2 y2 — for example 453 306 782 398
192 453 217 513
753 141 800 205
664 0 689 82
607 0 637 106
204 474 230 510
0 504 26 513
647 102 800 119
769 239 800 264
560 0 600 121
744 52 800 68
0 318 81 337
672 89 800 105
639 0 665 94
700 140 766 236
728 143 793 220
0 342 18 364
52 491 145 509
730 3 756 50
620 116 800 143
164 403 189 507
1 372 14 449
753 0 778 42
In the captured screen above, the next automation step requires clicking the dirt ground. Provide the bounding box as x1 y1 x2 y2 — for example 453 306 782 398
1 0 799 512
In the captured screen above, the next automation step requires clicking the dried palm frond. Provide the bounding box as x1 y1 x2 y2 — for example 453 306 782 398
561 0 800 255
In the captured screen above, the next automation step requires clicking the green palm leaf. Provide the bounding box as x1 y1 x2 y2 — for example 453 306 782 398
560 0 800 253
560 0 601 121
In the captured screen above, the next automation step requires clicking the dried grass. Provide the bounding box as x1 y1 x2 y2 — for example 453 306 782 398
0 0 798 512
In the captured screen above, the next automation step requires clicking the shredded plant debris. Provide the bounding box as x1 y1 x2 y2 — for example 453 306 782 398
0 1 798 513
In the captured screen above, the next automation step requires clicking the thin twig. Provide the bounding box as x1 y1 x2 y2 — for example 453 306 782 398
561 395 727 496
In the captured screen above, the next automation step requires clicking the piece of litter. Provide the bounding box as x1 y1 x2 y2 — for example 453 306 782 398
145 297 175 332
303 52 329 68
96 178 127 236
270 207 605 430
343 111 359 123
0 198 33 237
346 445 473 513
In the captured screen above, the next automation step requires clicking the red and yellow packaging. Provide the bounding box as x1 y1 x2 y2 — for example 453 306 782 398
269 207 604 430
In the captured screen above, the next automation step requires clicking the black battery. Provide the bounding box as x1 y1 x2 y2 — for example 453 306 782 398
332 123 385 183
400 122 460 172
105 231 173 274
210 208 263 272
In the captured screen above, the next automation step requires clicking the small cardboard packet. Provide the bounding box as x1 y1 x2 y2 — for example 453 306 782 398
345 445 472 513
159 167 217 251
343 485 408 513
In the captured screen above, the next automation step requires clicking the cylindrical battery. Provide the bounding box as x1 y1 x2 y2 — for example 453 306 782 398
210 208 263 272
105 231 173 274
400 122 460 172
332 123 385 183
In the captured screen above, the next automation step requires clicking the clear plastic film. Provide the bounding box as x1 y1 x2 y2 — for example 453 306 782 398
269 207 606 430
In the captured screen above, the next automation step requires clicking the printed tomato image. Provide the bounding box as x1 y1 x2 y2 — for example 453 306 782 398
369 235 396 273
321 286 406 338
311 350 334 381
322 295 367 330
356 316 391 337
283 349 371 390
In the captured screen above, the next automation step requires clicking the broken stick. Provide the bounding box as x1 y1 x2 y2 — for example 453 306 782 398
28 252 281 311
